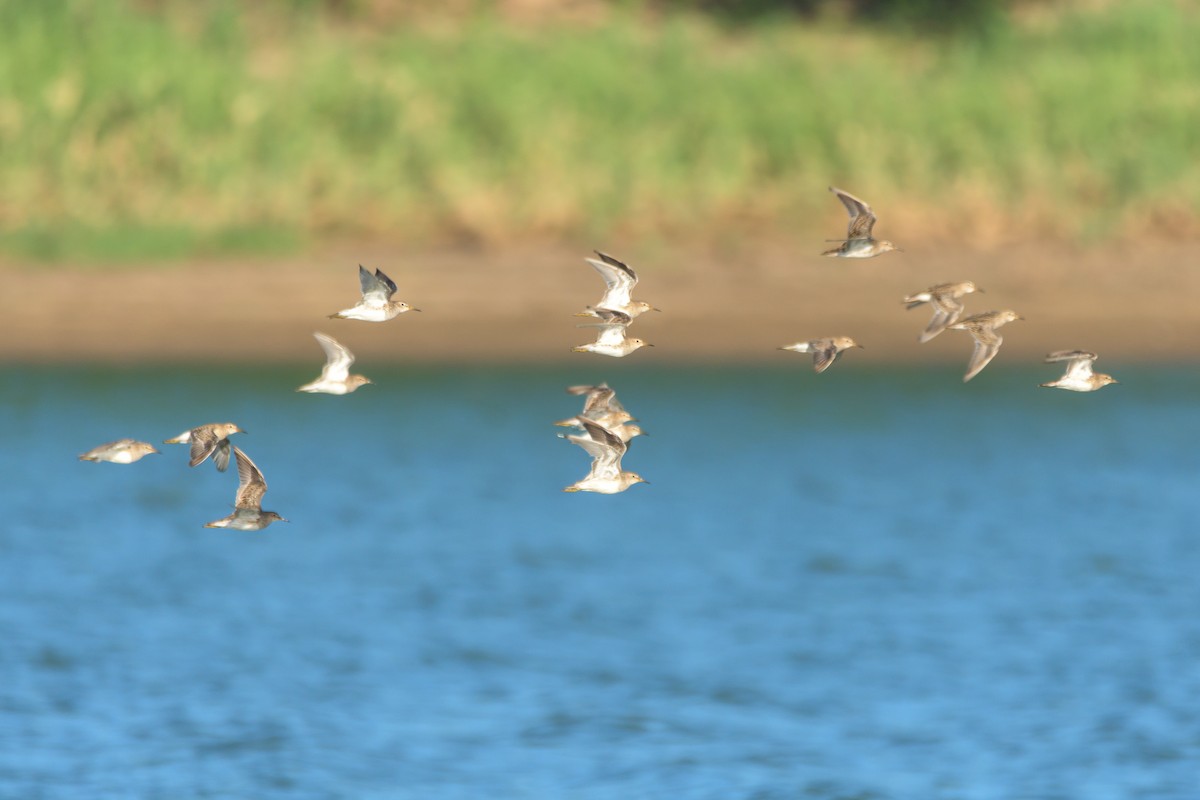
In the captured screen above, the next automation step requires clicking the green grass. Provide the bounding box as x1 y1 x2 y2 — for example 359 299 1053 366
0 224 302 264
1 1 1198 261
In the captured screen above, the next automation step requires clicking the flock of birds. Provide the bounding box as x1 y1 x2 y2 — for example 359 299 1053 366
76 265 420 528
786 187 1118 391
77 186 1120 511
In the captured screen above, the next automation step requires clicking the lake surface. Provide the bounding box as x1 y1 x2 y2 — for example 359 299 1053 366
2 363 1198 799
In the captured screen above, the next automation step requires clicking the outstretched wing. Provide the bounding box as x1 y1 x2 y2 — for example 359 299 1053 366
573 385 622 418
919 307 955 343
313 331 355 382
188 427 226 470
919 294 966 343
1045 350 1097 381
585 251 637 310
232 446 268 510
577 418 626 480
963 328 1003 382
358 265 397 307
811 339 841 374
830 186 877 240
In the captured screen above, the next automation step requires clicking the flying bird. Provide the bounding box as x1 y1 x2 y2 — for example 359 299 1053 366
329 265 419 321
949 310 1023 382
1039 350 1119 392
822 186 901 258
779 336 863 373
576 251 659 319
572 309 653 358
296 332 372 395
560 417 649 494
164 422 245 472
78 439 159 464
204 446 288 531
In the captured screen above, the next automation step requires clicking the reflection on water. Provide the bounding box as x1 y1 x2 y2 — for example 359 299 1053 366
1 364 1198 798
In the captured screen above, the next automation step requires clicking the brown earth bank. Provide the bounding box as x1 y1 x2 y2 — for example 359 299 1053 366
3 239 1197 367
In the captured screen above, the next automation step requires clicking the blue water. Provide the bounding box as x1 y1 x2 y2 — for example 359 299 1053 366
2 364 1198 799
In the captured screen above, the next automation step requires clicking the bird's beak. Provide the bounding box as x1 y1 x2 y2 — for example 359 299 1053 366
977 287 986 293
412 308 422 313
856 344 865 349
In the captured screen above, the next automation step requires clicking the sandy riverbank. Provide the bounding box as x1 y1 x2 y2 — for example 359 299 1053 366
3 239 1197 366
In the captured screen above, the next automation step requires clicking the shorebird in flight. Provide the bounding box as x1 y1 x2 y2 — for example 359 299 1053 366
329 265 419 322
572 309 653 358
561 417 648 494
949 309 1023 382
576 251 659 319
164 422 245 472
779 336 863 373
822 186 901 258
1040 350 1119 392
296 332 372 395
78 439 159 464
204 446 287 531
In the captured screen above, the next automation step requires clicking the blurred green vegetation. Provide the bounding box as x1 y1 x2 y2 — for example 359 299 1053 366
0 0 1197 261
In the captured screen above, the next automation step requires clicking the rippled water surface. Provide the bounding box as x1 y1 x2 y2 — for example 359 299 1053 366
2 364 1198 799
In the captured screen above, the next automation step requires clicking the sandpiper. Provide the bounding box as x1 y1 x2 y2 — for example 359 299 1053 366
572 309 653 357
1040 350 1119 392
949 309 1023 382
779 336 863 373
576 251 659 319
561 417 648 494
164 422 245 472
903 281 982 343
329 265 419 321
822 186 901 258
204 446 288 531
296 332 372 395
554 383 646 443
78 439 159 464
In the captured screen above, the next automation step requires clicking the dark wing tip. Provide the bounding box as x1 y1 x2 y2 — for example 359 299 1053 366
578 417 624 450
594 250 635 278
374 268 398 294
